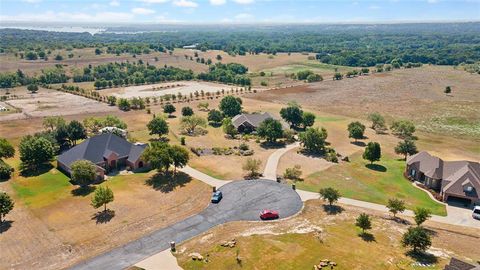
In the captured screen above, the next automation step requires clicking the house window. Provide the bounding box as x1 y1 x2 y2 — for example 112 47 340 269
410 169 416 177
464 186 473 193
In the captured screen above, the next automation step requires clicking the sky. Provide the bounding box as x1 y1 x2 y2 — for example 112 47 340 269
0 0 479 24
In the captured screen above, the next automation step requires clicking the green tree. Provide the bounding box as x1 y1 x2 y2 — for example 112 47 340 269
42 116 66 131
71 160 97 187
222 118 238 138
169 145 189 174
306 73 323 83
242 158 262 178
107 96 117 106
387 198 406 218
395 139 418 160
147 117 169 138
283 165 302 182
333 73 343 80
91 186 114 212
95 48 103 55
363 142 381 164
302 112 316 129
299 127 328 153
117 98 131 111
280 102 303 128
367 112 387 133
0 161 13 180
0 192 14 223
219 96 242 117
142 142 172 173
355 213 372 233
19 135 55 171
181 106 194 117
319 187 341 206
401 226 432 253
180 115 207 135
0 138 15 159
257 118 283 143
444 86 452 94
347 121 366 142
27 84 39 93
391 120 416 139
413 207 432 226
163 103 176 117
67 120 87 146
207 109 224 125
55 54 63 61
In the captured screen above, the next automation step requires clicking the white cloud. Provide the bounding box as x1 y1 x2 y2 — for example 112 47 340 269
132 7 156 15
110 0 120 6
0 11 135 22
173 0 198 8
233 0 254 4
21 0 42 3
138 0 170 3
210 0 226 5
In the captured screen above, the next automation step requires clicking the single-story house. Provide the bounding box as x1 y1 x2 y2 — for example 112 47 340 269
232 112 287 133
406 151 480 207
57 133 147 180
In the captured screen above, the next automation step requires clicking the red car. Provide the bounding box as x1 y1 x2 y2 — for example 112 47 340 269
260 210 279 220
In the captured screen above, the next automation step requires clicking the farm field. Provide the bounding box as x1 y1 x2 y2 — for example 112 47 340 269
175 199 480 270
252 65 480 138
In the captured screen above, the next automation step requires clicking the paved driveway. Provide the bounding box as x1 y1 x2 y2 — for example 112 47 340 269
70 180 303 270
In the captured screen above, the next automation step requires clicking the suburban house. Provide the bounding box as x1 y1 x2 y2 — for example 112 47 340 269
232 112 286 133
406 151 480 207
57 133 147 180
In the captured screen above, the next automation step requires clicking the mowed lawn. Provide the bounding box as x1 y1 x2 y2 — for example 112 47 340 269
296 153 447 216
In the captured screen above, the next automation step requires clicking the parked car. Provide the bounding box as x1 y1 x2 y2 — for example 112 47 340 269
473 206 480 220
260 210 279 220
211 191 223 203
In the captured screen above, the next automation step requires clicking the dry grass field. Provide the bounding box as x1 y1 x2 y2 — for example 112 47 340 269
0 48 210 76
175 199 480 270
252 65 480 139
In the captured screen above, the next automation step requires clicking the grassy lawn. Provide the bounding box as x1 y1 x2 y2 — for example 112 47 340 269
296 153 447 216
179 222 434 270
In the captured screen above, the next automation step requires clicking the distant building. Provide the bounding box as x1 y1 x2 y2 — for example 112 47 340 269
57 133 147 179
182 43 198 49
231 112 287 133
406 151 480 207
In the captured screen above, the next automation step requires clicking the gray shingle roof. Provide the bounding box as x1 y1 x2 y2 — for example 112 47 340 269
232 112 274 129
57 133 146 172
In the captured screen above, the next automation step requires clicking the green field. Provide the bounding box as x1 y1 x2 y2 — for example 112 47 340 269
261 60 355 75
297 153 447 216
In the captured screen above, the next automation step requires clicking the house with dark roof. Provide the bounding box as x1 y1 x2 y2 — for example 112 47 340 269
231 112 287 133
406 151 480 207
57 133 147 179
444 257 479 270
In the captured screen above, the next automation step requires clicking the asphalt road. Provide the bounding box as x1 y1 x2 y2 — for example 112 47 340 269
70 180 303 270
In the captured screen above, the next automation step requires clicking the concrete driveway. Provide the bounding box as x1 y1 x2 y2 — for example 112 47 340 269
70 180 303 270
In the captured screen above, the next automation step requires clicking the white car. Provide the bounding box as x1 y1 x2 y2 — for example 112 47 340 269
473 206 480 220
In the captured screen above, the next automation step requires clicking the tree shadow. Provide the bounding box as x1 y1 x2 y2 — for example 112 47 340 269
71 186 96 197
365 164 387 172
149 137 170 143
322 204 344 215
406 250 438 265
259 141 286 149
145 171 192 193
351 141 366 147
20 163 53 177
0 220 13 234
385 216 412 225
359 232 376 242
91 209 115 224
424 227 439 237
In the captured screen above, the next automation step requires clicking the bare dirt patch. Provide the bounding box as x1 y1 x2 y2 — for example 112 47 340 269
98 80 235 99
0 87 115 121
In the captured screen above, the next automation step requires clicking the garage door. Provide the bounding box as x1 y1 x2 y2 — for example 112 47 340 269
447 196 472 208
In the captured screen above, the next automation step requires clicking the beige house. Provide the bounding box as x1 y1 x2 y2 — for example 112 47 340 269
406 151 480 207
